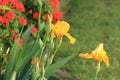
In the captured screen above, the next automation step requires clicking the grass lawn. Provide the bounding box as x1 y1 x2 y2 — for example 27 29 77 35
55 0 120 80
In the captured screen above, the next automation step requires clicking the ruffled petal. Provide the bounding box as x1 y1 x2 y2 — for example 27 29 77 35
79 53 92 58
103 54 109 67
65 33 76 44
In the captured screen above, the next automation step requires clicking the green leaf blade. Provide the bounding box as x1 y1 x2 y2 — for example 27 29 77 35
45 55 75 78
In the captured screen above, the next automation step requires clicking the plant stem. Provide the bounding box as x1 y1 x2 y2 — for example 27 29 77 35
94 70 99 80
53 38 62 57
41 63 45 80
94 63 100 80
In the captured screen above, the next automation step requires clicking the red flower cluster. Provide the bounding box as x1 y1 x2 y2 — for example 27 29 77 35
31 27 38 34
19 39 23 46
0 0 25 12
53 9 62 23
13 35 18 41
47 0 62 23
13 35 23 46
19 17 27 26
12 1 25 12
47 0 60 8
0 16 9 25
6 11 16 20
33 12 39 19
0 0 26 26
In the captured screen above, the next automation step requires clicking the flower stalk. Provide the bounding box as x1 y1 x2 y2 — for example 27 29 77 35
94 63 100 80
41 62 45 80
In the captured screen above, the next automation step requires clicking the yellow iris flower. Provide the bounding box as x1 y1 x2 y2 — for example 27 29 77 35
79 43 109 67
51 21 76 44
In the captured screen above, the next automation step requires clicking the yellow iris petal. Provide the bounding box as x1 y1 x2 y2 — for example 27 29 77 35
79 53 92 58
103 54 109 67
79 43 109 67
51 21 70 39
65 33 76 44
51 21 76 44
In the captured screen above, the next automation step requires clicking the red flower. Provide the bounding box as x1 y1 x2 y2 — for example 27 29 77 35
0 16 4 24
6 11 16 20
12 1 25 12
47 0 60 8
19 39 23 46
53 9 62 23
33 12 39 19
0 9 5 13
0 16 9 25
31 27 38 34
47 0 62 22
19 17 27 26
13 35 18 41
0 0 16 12
0 0 9 6
13 35 23 45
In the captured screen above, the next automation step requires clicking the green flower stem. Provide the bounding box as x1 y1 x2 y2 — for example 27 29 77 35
33 0 43 47
48 41 54 58
44 15 52 59
35 0 43 42
33 62 40 80
14 26 24 66
39 44 45 59
94 64 100 80
39 23 51 60
39 30 50 59
53 39 62 57
44 15 53 69
33 0 43 58
46 39 62 69
19 26 24 38
41 63 45 80
94 70 99 80
45 39 62 71
44 42 54 69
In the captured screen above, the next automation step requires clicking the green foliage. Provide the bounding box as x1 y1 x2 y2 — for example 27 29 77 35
48 76 60 80
3 26 36 80
3 39 22 80
45 55 75 78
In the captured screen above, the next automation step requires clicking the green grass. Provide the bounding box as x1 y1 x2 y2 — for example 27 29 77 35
54 0 120 80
